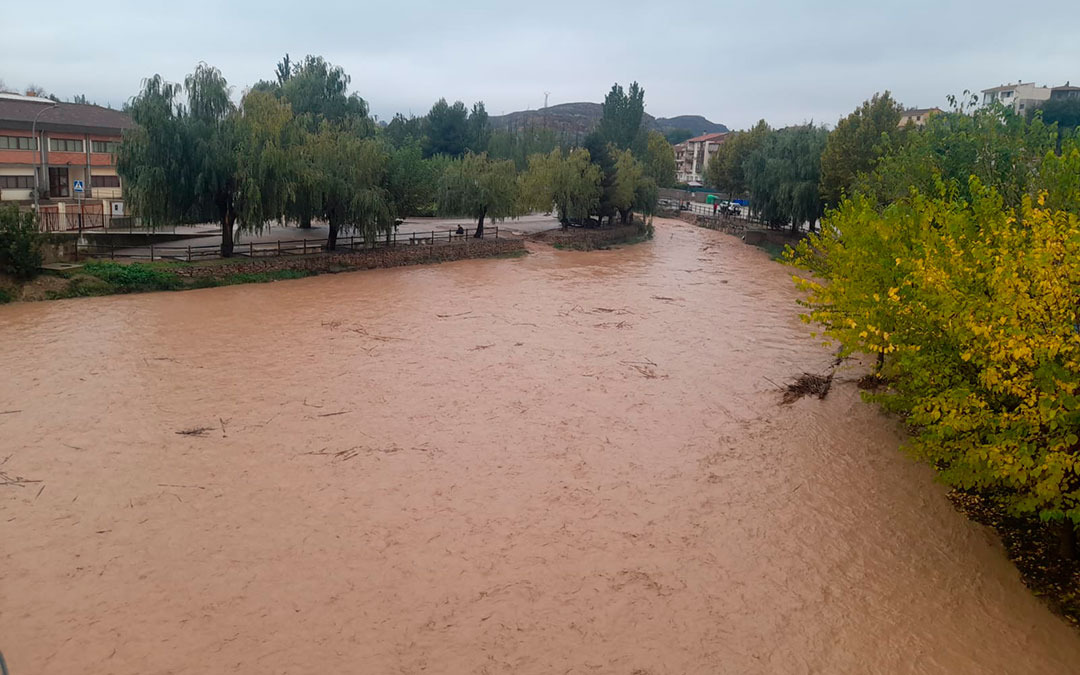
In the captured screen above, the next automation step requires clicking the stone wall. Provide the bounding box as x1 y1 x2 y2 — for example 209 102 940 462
671 211 752 235
529 223 645 249
173 237 526 279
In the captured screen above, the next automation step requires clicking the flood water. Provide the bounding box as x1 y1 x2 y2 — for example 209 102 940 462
3 218 1079 674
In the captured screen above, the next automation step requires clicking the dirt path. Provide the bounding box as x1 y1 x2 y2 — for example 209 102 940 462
2 218 1078 674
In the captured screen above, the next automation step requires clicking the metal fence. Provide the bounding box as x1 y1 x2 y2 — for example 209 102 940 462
75 226 500 262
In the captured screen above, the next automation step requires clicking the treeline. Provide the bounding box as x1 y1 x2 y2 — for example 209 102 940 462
707 92 1080 233
117 56 678 256
785 93 1080 552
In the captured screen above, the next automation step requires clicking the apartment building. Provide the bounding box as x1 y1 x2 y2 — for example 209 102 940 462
0 92 131 212
980 82 1053 115
1051 83 1080 101
899 107 942 127
674 132 728 186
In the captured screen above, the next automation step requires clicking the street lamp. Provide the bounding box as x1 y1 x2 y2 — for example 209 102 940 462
31 102 60 213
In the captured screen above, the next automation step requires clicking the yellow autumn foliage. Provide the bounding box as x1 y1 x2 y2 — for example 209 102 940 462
789 147 1080 524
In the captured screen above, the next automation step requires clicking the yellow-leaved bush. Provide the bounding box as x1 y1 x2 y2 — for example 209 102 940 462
788 148 1080 524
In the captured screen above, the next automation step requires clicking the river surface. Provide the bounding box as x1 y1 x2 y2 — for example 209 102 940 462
3 218 1079 674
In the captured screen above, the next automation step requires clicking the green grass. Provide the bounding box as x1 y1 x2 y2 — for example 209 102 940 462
489 248 529 259
80 261 185 292
750 240 791 261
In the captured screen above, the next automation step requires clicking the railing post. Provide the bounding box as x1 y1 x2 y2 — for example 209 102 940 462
303 239 307 255
495 226 499 240
150 242 154 262
249 241 253 257
277 240 281 256
187 245 191 263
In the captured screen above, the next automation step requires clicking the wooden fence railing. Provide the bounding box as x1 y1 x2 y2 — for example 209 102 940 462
75 227 499 262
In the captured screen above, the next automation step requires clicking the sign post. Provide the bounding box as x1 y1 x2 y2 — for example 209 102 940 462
73 180 85 233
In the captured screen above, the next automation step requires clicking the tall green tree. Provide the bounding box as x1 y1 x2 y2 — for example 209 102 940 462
467 101 491 154
383 113 426 149
519 148 602 226
705 120 770 197
183 63 241 256
233 90 297 237
582 132 619 225
438 153 520 237
644 131 676 188
117 75 191 230
424 98 469 158
611 149 657 224
119 65 299 256
598 81 646 152
819 91 904 207
384 142 443 225
303 125 393 250
279 55 370 132
855 103 1059 209
744 124 828 232
488 127 564 170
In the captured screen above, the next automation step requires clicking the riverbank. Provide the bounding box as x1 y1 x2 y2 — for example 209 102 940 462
0 236 527 303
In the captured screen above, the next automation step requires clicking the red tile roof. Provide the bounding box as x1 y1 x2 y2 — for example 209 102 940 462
0 95 131 134
686 132 727 143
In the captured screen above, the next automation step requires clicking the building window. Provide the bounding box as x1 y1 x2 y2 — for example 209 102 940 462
90 175 120 188
49 138 84 152
0 135 37 150
91 140 120 154
0 175 35 189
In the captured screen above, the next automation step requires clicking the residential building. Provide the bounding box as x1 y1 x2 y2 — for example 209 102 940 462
1050 83 1080 101
980 82 1052 115
0 93 131 214
899 107 942 127
674 132 727 186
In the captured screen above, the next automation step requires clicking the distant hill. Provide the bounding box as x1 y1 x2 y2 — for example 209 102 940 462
489 102 727 138
651 115 727 136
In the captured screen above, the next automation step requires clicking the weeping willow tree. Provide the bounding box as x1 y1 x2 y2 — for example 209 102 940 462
438 152 520 238
518 148 601 226
118 64 296 256
743 124 828 232
302 124 394 249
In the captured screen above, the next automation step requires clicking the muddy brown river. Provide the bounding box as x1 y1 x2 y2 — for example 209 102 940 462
2 218 1079 674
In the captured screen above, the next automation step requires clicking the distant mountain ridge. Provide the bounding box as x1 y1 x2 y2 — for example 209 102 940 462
489 102 727 138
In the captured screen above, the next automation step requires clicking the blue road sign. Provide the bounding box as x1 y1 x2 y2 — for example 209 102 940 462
72 179 84 193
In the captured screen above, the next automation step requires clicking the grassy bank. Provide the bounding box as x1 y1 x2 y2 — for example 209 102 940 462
1 244 529 304
47 261 317 300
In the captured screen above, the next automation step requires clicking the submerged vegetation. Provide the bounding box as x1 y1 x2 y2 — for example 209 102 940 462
786 94 1080 586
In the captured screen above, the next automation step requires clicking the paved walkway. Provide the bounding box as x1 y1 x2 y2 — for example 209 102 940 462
98 214 561 259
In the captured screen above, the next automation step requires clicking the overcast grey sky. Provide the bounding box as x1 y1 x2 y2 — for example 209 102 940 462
3 0 1078 129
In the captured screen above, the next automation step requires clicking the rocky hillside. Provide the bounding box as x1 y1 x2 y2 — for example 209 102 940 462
489 102 726 137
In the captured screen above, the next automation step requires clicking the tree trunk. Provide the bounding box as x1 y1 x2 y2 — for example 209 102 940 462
221 211 235 258
474 209 486 239
299 214 312 229
327 220 338 251
1059 521 1078 560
